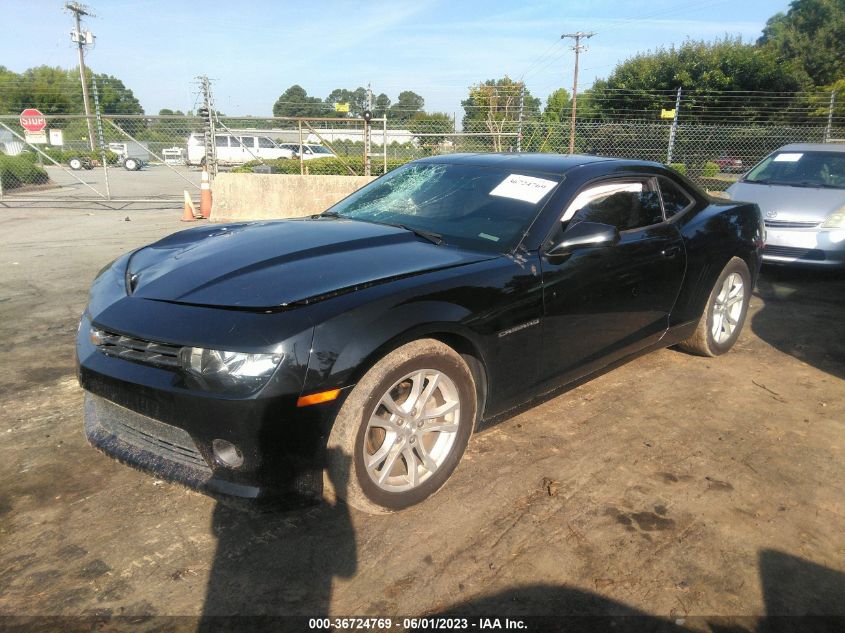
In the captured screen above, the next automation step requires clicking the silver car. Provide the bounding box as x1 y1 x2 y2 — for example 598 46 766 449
726 143 845 268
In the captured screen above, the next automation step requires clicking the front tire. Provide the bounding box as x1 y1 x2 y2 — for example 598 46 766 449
325 339 476 514
68 157 83 170
679 257 751 357
124 158 139 171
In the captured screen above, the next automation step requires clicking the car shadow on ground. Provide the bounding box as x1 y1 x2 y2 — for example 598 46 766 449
751 265 845 380
193 438 845 633
426 550 844 633
197 448 356 632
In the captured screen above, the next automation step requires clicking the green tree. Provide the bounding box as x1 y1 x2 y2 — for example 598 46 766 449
373 93 391 118
408 112 453 152
586 37 810 122
0 66 26 114
91 72 143 115
388 90 425 123
461 77 540 150
272 85 325 117
0 66 144 120
759 0 845 87
542 88 571 122
15 66 77 115
325 87 368 116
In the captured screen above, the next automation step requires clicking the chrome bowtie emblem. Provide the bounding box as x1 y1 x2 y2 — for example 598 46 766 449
765 210 778 219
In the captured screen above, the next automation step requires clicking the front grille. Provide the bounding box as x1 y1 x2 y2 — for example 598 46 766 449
93 328 183 369
92 395 210 471
763 245 827 261
764 219 820 229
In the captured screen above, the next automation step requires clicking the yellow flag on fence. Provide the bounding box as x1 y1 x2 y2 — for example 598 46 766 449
334 102 350 113
660 108 676 119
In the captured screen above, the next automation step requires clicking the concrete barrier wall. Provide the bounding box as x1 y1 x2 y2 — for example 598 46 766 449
211 173 376 222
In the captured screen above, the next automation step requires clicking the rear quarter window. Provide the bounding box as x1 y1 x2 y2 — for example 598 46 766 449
659 177 694 217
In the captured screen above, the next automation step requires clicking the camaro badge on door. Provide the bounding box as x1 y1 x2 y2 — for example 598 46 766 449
498 319 540 338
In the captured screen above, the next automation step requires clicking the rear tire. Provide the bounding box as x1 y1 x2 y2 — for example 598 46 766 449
324 339 476 514
679 257 751 357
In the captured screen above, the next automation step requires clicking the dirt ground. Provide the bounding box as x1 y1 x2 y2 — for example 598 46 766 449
0 206 843 631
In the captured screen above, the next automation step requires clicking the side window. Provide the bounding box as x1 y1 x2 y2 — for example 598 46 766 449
215 135 229 147
659 177 694 217
258 137 276 149
562 179 663 233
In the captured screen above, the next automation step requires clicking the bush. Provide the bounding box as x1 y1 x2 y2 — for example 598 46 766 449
667 162 687 175
232 157 411 176
41 147 119 166
701 161 720 178
0 154 49 190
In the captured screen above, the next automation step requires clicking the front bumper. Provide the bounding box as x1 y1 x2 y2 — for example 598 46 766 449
77 302 336 500
84 392 263 498
763 227 845 268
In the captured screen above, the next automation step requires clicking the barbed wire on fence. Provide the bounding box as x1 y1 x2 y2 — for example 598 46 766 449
1 111 843 200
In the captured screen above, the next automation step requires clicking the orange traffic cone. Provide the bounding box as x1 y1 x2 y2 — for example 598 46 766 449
199 169 212 219
181 190 198 222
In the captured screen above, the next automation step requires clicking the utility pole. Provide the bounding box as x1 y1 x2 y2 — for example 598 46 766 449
66 2 96 151
516 83 525 152
561 31 595 154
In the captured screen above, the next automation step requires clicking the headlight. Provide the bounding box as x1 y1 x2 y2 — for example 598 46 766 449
821 210 845 229
180 347 284 393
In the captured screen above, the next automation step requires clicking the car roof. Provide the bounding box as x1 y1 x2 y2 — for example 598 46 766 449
415 152 663 175
775 143 845 153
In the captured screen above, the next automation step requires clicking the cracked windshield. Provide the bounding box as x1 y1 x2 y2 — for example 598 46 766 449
328 163 561 252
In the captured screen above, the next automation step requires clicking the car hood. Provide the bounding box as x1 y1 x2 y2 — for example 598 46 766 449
126 218 495 309
726 181 845 222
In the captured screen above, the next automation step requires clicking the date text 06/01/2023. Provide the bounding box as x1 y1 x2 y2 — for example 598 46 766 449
307 617 528 630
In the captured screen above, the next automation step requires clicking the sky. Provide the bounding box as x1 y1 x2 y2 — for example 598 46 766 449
2 0 793 118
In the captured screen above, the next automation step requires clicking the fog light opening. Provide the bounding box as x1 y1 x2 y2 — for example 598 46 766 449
212 439 244 468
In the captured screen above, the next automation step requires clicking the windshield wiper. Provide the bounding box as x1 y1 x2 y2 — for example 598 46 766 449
743 178 802 186
319 213 443 245
795 181 844 189
389 223 444 246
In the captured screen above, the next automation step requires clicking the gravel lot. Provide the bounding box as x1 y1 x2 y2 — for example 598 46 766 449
0 205 843 631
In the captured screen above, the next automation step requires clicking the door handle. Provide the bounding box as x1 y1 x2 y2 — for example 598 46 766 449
661 245 681 258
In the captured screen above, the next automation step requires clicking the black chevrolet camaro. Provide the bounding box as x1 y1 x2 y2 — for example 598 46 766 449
77 154 764 513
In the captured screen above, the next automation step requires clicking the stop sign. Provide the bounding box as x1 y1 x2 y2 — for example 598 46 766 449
20 108 47 133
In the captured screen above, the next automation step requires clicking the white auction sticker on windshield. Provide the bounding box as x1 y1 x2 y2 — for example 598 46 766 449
774 153 803 162
489 174 557 204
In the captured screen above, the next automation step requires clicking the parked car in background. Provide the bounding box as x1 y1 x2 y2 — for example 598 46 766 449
278 143 337 160
186 133 295 167
726 143 845 268
78 153 763 513
713 154 744 173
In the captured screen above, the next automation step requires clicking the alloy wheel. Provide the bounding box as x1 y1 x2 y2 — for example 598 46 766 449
363 369 461 493
711 272 745 344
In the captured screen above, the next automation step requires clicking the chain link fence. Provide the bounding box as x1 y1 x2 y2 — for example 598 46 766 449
1 112 843 201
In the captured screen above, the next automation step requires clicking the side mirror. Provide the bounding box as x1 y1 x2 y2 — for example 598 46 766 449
546 221 619 259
